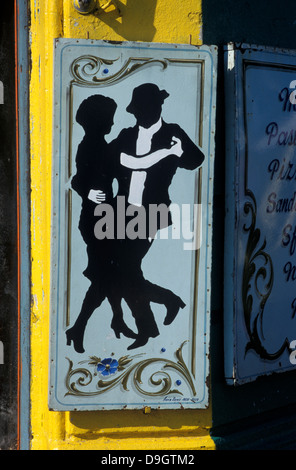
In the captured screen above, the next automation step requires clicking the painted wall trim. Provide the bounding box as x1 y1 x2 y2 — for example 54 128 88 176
15 0 31 450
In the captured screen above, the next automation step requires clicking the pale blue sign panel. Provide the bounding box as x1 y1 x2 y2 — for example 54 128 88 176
224 44 296 385
49 39 217 410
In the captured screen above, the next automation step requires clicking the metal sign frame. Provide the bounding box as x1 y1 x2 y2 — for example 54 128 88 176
49 39 217 410
224 43 296 385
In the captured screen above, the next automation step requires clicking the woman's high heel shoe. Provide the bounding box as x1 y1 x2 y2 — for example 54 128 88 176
111 318 137 339
66 327 85 354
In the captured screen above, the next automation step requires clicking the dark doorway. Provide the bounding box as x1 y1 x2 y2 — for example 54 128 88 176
0 2 19 450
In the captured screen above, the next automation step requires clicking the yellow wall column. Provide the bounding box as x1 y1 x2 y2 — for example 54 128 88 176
29 0 215 450
30 0 66 449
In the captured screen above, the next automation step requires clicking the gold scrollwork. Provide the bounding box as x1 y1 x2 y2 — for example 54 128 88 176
70 55 168 86
65 341 197 398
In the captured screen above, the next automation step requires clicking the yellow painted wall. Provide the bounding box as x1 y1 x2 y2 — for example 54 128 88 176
29 0 214 450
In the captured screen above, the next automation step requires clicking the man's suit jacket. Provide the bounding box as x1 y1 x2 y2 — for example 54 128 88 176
112 119 205 209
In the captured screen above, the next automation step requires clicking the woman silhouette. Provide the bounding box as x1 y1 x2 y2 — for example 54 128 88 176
66 94 136 353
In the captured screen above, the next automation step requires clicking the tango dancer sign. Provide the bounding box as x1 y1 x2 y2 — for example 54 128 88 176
49 40 217 410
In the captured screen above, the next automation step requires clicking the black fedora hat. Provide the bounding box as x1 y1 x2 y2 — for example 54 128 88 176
126 83 169 114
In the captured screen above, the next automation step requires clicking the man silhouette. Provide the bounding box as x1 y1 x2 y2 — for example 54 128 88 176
111 83 205 349
114 83 204 213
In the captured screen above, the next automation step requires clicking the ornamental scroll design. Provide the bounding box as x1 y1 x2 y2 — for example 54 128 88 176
65 341 197 398
242 190 290 360
70 55 168 86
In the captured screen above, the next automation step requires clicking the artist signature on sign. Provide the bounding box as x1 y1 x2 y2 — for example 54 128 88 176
163 396 200 403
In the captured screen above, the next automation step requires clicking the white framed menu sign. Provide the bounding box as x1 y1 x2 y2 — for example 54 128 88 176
224 44 296 385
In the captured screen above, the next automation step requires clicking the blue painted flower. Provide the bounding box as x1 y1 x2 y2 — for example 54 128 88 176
97 358 119 376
